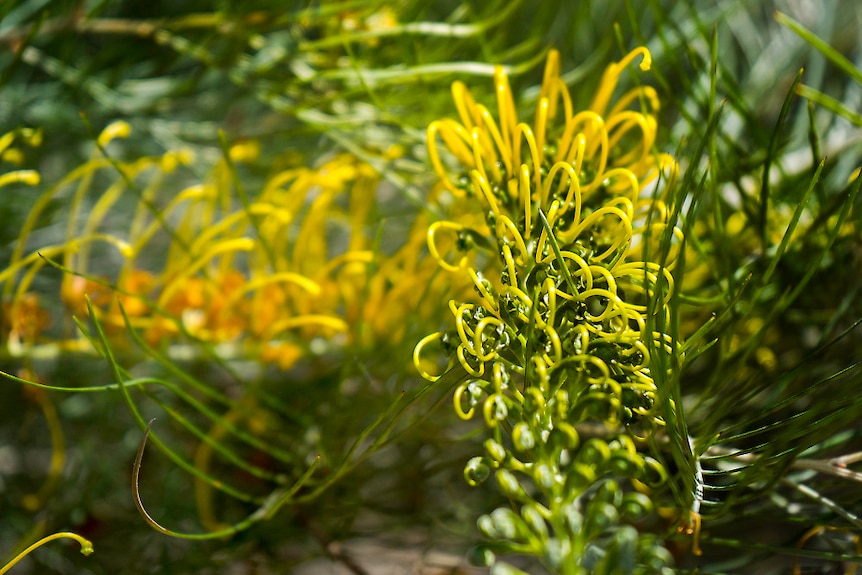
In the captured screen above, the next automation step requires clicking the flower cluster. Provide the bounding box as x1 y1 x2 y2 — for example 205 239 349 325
3 124 466 373
415 48 684 572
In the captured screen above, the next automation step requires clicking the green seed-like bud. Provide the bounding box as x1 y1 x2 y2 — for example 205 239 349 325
584 501 620 539
484 438 508 463
521 503 549 540
496 468 526 499
477 514 498 538
533 461 557 491
467 545 496 567
593 479 622 507
464 456 492 486
490 507 522 540
512 422 535 451
620 492 653 521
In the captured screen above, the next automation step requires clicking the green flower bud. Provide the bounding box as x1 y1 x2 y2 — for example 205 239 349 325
467 545 495 567
477 514 498 539
512 422 535 451
608 450 644 477
577 438 611 467
464 456 492 486
620 492 653 522
496 468 526 499
490 507 523 541
485 438 508 463
584 501 620 539
521 503 549 540
593 479 622 507
533 461 558 491
639 455 668 487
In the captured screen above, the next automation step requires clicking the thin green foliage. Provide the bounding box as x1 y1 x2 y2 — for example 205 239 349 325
2 1 862 574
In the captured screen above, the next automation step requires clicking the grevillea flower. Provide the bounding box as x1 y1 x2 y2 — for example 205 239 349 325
415 48 686 571
4 124 464 371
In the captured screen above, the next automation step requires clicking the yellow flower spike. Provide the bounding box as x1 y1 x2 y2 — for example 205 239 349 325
0 170 40 188
79 177 135 251
66 157 164 278
97 120 131 148
588 265 619 296
615 262 676 305
323 250 375 282
589 47 652 118
182 209 257 264
579 288 626 322
0 531 93 574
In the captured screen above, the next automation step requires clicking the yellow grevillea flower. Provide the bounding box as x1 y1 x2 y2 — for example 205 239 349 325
4 123 462 370
418 47 682 385
427 47 677 245
415 48 685 570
